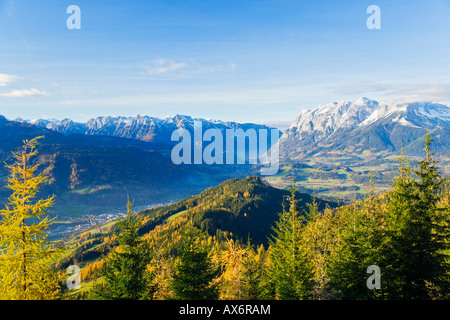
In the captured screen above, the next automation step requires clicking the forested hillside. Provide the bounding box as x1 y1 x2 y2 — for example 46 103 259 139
1 134 449 301
56 176 336 272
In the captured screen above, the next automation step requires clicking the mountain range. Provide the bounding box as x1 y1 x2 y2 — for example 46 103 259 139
15 97 449 163
2 97 450 236
0 114 279 221
279 97 450 160
17 114 278 148
0 118 190 206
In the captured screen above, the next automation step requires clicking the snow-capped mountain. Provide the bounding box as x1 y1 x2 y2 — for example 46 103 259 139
280 98 450 157
283 97 379 140
17 114 280 145
359 101 450 127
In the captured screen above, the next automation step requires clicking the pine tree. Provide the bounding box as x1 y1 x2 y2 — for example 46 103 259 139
239 242 267 300
326 202 385 299
267 187 313 300
303 174 387 300
171 224 219 300
435 187 450 299
411 132 449 297
0 136 64 300
92 198 156 300
383 131 449 299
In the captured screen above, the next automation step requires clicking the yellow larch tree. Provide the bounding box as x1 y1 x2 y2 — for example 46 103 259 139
0 136 65 300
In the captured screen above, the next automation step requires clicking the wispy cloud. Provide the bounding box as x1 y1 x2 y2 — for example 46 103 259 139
0 88 49 98
385 83 450 104
141 58 237 78
0 73 23 87
143 58 187 75
334 81 450 105
334 81 392 95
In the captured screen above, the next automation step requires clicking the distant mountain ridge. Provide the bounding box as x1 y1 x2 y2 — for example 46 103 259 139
280 97 450 158
0 117 257 212
17 114 279 145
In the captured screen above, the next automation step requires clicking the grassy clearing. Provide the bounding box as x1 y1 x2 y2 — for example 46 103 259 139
166 210 187 222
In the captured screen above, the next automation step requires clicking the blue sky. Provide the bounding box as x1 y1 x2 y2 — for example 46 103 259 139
1 0 450 127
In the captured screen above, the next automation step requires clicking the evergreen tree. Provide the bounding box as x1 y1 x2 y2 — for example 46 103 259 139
0 137 64 300
239 242 268 300
171 223 219 300
92 198 156 300
267 187 313 299
383 131 449 299
435 186 450 299
326 201 385 300
301 178 387 300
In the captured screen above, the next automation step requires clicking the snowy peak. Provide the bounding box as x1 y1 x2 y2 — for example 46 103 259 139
280 97 450 157
286 97 380 136
359 102 408 126
287 98 450 136
360 101 450 127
